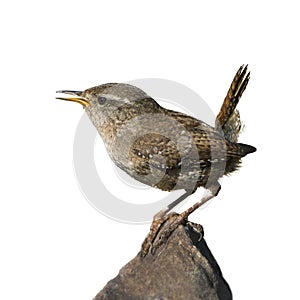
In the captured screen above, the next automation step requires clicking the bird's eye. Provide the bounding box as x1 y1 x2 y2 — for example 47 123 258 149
97 96 107 105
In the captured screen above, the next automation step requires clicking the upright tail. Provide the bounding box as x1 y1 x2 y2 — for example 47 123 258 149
215 65 250 143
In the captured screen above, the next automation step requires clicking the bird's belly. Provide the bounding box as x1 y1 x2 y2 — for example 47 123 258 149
116 161 224 192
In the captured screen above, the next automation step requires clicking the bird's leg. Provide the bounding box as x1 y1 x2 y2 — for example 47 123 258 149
140 190 194 257
154 189 195 219
177 182 221 220
142 183 221 257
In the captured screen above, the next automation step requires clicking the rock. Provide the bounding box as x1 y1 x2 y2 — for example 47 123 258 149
94 222 232 300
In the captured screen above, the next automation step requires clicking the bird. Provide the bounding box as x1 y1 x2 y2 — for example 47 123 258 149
56 64 256 255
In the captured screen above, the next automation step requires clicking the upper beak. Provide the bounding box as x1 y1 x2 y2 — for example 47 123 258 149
56 90 89 107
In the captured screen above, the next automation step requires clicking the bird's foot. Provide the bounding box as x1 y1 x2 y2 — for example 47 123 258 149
140 211 176 257
141 191 219 257
140 207 203 257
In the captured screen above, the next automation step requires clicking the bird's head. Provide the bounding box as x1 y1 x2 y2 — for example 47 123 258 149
56 83 161 139
56 83 154 108
58 83 159 120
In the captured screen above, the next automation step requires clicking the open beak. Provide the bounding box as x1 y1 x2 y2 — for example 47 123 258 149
56 90 89 107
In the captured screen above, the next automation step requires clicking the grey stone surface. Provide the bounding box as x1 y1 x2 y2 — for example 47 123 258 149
94 224 232 300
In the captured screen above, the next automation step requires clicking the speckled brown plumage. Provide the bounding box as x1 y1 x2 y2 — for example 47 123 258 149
81 68 254 195
57 65 255 198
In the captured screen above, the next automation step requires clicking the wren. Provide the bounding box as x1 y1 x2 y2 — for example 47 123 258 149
57 65 256 255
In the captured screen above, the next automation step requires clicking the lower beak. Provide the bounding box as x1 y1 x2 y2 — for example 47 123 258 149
56 90 89 107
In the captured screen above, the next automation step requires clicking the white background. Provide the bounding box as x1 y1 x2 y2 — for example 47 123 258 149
1 1 299 299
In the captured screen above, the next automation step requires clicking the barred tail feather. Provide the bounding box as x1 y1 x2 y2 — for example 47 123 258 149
216 65 250 143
